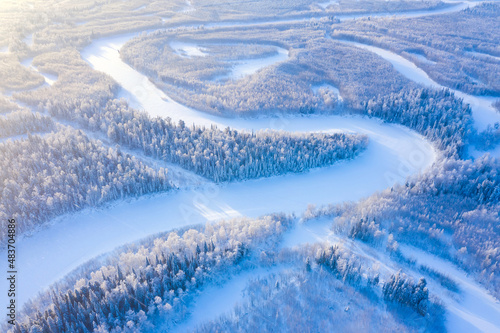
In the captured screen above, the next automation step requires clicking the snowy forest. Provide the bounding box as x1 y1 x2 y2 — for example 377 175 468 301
1 0 500 332
331 3 500 96
0 128 171 241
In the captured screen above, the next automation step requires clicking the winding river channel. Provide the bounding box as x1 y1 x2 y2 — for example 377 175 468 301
3 1 500 331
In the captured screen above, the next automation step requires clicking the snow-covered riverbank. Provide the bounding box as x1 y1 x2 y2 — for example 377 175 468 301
2 27 439 311
3 1 496 330
337 40 500 131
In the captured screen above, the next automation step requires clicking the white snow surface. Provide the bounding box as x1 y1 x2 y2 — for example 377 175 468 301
469 145 500 160
338 40 500 131
179 0 195 13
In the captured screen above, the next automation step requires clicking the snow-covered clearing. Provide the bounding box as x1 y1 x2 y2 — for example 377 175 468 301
469 145 500 159
317 0 339 10
282 218 399 277
214 46 288 81
133 4 147 12
408 52 437 65
179 0 195 13
169 41 208 57
337 39 500 131
1 26 438 308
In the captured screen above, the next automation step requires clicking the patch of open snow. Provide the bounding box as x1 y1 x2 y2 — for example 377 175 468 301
40 72 57 86
0 46 8 53
168 266 287 333
400 245 500 333
281 218 398 276
23 33 33 47
318 0 339 9
338 39 500 131
311 83 343 101
168 41 287 81
179 0 195 13
214 46 288 81
169 41 208 57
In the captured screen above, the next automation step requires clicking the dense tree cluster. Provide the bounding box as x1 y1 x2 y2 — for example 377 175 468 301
383 272 428 316
0 110 55 138
34 99 368 182
0 97 22 114
363 88 472 157
11 215 292 333
0 128 171 241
